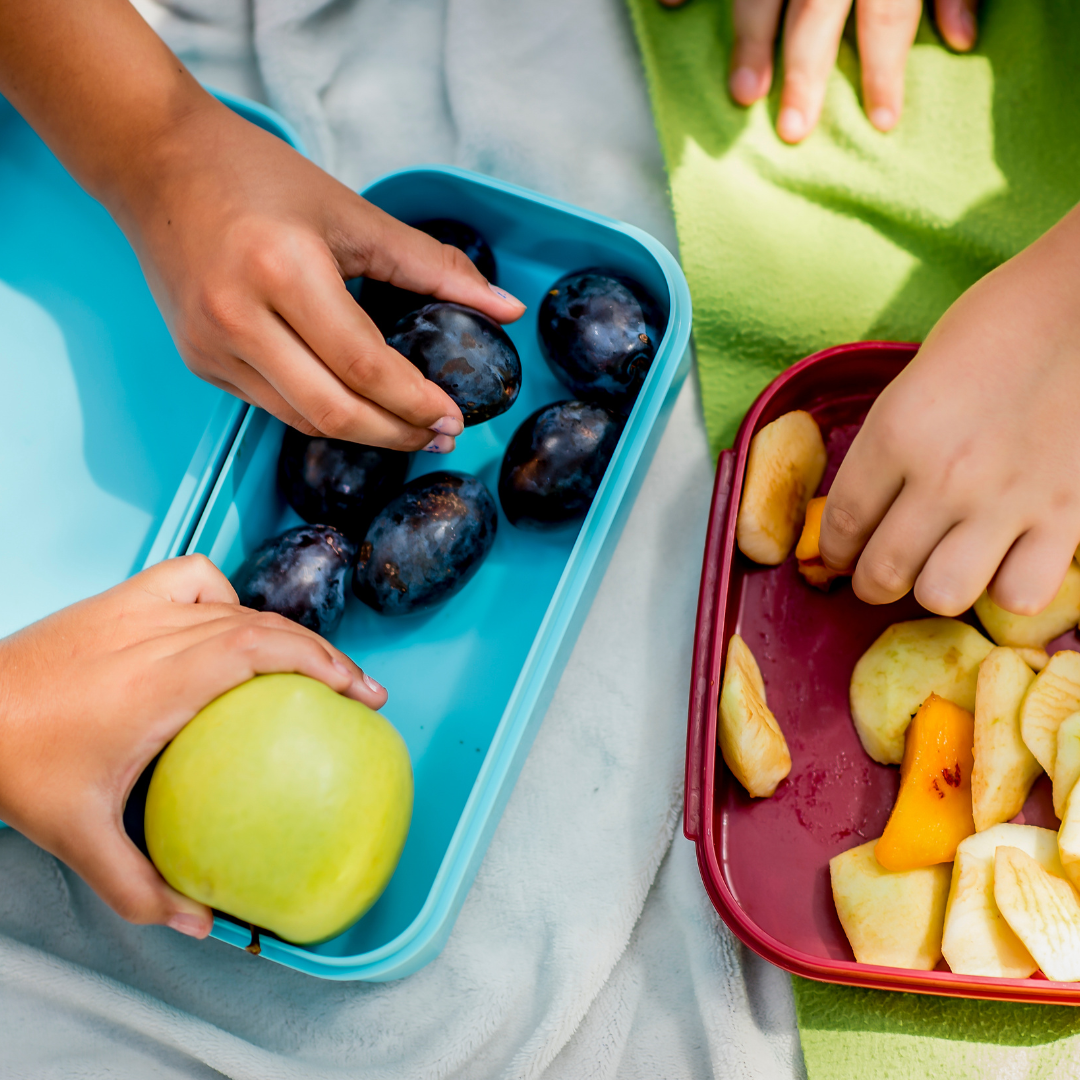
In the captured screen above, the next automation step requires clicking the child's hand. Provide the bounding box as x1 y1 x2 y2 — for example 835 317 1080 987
819 204 1080 618
0 0 526 454
0 555 385 938
657 0 978 142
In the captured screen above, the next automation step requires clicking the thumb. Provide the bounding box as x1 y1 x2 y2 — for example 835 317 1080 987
62 821 213 938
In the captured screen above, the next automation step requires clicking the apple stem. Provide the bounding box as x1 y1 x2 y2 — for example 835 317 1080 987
245 925 262 956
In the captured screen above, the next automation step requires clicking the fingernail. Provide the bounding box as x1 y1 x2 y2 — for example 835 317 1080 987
423 434 455 453
869 107 896 132
168 913 207 939
777 107 806 143
729 66 759 104
488 283 522 306
431 415 464 437
361 671 384 696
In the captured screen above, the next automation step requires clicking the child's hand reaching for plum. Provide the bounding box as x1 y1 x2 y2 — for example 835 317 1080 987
0 0 526 454
0 556 385 938
819 202 1080 619
657 0 978 142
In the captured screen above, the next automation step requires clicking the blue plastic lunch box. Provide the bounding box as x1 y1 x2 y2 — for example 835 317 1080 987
0 91 692 980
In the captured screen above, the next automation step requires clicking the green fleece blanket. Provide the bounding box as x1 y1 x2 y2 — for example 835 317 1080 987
626 0 1080 1075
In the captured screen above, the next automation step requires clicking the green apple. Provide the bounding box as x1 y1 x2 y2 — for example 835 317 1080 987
144 673 412 944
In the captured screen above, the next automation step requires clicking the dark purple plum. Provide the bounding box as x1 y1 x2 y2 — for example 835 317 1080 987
352 471 497 615
498 401 622 530
357 219 496 334
387 303 521 426
232 524 355 635
276 428 409 541
538 270 663 409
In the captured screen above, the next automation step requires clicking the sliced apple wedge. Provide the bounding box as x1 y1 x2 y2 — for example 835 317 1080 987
1054 712 1080 819
971 647 1040 832
974 563 1080 649
1058 778 1080 892
830 839 951 970
735 410 826 566
994 845 1080 982
718 634 791 798
850 618 994 765
1019 651 1080 776
1015 647 1050 673
941 824 1061 978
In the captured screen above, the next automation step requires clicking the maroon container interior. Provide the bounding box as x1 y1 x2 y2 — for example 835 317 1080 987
686 342 1080 1004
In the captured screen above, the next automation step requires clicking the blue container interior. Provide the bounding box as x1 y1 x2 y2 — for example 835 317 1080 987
186 167 690 975
0 90 297 639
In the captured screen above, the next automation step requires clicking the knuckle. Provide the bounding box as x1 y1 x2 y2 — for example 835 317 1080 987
858 555 909 597
338 350 378 390
821 502 862 544
309 400 357 440
197 284 248 341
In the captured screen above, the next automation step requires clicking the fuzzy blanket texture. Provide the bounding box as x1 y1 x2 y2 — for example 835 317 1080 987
627 0 1080 1075
0 1 804 1077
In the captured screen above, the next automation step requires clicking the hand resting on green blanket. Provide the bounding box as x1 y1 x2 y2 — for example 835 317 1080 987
0 556 385 938
0 0 526 454
657 0 978 141
820 202 1080 621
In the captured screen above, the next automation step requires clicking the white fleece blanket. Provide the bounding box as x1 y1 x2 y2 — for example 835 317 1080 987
0 2 804 1075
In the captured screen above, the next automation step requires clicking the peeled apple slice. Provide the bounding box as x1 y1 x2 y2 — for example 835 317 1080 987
849 619 993 765
994 846 1080 982
941 824 1061 978
1019 651 1080 776
1054 712 1080 819
1015 647 1050 673
1057 781 1080 891
974 563 1080 649
830 839 951 970
735 410 826 566
971 647 1040 832
718 633 791 798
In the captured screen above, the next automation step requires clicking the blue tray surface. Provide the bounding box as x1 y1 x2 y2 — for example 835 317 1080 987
0 91 296 637
187 166 691 978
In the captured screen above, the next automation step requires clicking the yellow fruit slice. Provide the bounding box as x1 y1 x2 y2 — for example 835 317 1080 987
1019 651 1080 776
941 824 1061 978
849 619 994 765
830 839 951 970
735 410 826 566
1054 712 1080 820
1059 781 1080 892
974 563 1080 648
718 634 791 798
971 647 1040 832
994 846 1080 982
1015 647 1050 673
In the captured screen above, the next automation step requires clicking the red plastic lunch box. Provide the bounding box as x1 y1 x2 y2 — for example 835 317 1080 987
686 341 1080 1005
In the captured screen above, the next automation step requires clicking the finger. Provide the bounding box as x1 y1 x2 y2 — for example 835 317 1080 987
262 243 466 435
197 357 323 437
856 0 922 131
819 438 905 572
913 517 1018 616
237 309 457 452
331 201 526 324
850 485 959 605
934 0 977 51
777 0 852 142
138 554 239 606
729 0 785 105
989 530 1077 618
59 821 213 936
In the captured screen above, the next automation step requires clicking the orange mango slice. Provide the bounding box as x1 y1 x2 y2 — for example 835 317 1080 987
795 496 852 590
875 693 976 872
